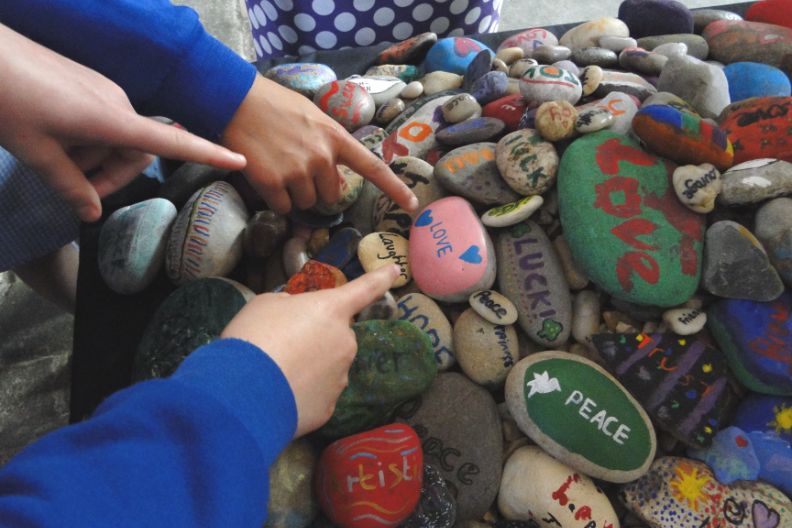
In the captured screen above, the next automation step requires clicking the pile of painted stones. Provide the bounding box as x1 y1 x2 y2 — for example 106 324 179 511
97 0 792 526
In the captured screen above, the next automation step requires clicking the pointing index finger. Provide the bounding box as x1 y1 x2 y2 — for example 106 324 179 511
336 265 401 317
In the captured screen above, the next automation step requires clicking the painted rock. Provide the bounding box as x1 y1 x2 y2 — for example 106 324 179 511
420 71 463 95
470 71 509 106
134 277 254 380
533 44 572 63
724 62 791 103
498 445 619 527
559 17 630 49
718 97 792 164
481 195 544 228
756 197 792 286
376 95 453 164
662 304 708 335
577 91 640 134
704 20 792 68
632 105 734 170
266 439 318 528
314 80 375 131
321 320 437 438
399 464 456 528
673 163 722 213
594 69 657 101
593 332 738 448
376 32 438 65
688 426 761 484
356 126 388 152
702 220 784 302
498 28 559 56
435 118 506 147
434 143 520 206
558 131 705 307
463 50 494 92
657 55 731 119
315 424 422 528
535 101 578 142
693 8 744 33
453 308 517 389
357 232 410 287
157 162 226 210
720 159 792 205
638 33 710 59
397 292 455 371
285 260 346 294
620 457 792 528
495 129 559 196
264 63 336 98
366 64 421 83
708 293 792 396
394 372 503 521
442 93 482 124
98 198 176 295
409 197 496 303
575 107 614 134
469 289 519 326
349 76 406 107
733 394 792 441
165 181 249 285
505 351 656 482
496 221 572 348
571 47 619 68
746 0 792 30
315 227 362 270
578 65 603 98
313 165 364 215
750 430 792 497
519 65 582 105
619 47 668 75
243 210 289 261
618 0 693 38
424 37 494 75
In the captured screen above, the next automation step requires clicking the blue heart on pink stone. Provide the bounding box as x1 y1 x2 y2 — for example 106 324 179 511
460 245 483 264
415 209 434 227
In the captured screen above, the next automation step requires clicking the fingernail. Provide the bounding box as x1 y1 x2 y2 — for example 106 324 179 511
230 152 247 164
407 195 419 212
78 204 100 223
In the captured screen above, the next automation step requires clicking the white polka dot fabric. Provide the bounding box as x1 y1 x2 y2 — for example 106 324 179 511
246 0 501 58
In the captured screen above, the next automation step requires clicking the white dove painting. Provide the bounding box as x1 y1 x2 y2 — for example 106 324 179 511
525 371 562 399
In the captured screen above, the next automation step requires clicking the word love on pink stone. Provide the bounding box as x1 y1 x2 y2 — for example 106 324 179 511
315 424 423 528
409 197 496 302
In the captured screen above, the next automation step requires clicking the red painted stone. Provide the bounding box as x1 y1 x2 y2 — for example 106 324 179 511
315 424 423 528
482 94 530 131
718 96 792 164
746 0 792 30
284 260 346 294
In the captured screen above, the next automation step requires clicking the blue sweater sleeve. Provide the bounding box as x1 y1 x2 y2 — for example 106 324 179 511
0 1 256 139
0 338 297 527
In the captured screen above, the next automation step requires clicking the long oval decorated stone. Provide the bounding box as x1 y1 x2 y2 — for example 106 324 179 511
505 351 656 483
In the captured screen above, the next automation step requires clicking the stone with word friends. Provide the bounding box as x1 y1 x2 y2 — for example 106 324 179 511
620 456 792 528
571 47 619 68
98 198 176 295
377 95 453 164
312 165 364 215
399 464 456 528
662 304 707 335
688 426 761 484
434 143 520 206
702 220 784 302
265 63 336 98
315 424 422 528
535 101 578 142
704 20 792 68
321 320 437 438
134 277 254 380
724 62 792 103
394 372 503 521
495 129 559 196
266 439 318 528
560 17 630 49
657 55 731 119
498 445 619 527
436 118 506 147
720 159 792 205
575 107 614 134
506 351 656 482
750 430 792 497
593 332 738 448
619 0 693 38
519 65 582 105
424 37 494 75
577 91 640 134
358 232 411 288
708 293 792 396
314 80 375 131
718 97 792 164
733 394 792 442
481 195 544 228
558 131 705 307
593 70 657 102
397 292 455 371
469 289 519 326
409 197 496 303
693 8 744 33
453 308 517 389
496 221 572 348
442 93 482 124
619 47 668 76
376 32 437 65
314 227 362 270
498 28 559 57
165 181 249 285
756 197 792 286
673 163 722 213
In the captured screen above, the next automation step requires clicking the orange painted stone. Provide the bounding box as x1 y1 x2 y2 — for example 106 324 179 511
284 260 346 294
718 96 792 164
315 424 423 528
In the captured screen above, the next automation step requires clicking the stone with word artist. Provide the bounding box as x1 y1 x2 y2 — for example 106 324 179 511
453 308 517 389
346 76 406 107
495 129 559 196
409 197 496 302
593 69 657 102
574 107 614 134
672 163 722 214
519 65 582 106
592 332 738 448
733 394 792 442
266 439 318 528
535 101 578 142
469 289 519 326
394 372 502 521
708 293 792 396
657 55 730 119
720 159 792 205
376 95 454 164
424 37 494 75
724 62 791 103
505 351 656 482
285 260 347 294
314 79 375 132
376 32 437 65
496 221 572 348
618 0 693 38
704 19 792 68
498 28 559 57
397 292 455 371
165 181 249 285
435 117 506 148
620 456 792 528
481 195 544 228
498 445 619 528
441 93 482 124
688 426 761 485
718 97 792 165
435 143 520 205
312 165 364 216
399 464 456 528
558 131 705 307
559 17 630 49
264 63 337 98
357 232 411 288
315 424 422 528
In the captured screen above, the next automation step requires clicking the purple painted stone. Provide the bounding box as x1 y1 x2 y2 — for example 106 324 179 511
618 0 694 38
435 118 506 147
463 49 493 91
470 71 509 105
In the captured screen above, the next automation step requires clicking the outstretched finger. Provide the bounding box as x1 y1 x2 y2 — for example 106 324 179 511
333 265 401 317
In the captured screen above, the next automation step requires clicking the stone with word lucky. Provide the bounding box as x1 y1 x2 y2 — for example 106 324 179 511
424 37 494 75
434 143 520 206
756 197 792 287
495 129 559 196
558 131 705 307
264 63 336 98
718 97 792 165
469 289 519 326
313 79 375 132
453 308 517 389
720 159 792 205
315 424 422 528
672 163 722 214
399 464 456 528
397 292 455 371
357 232 410 287
481 195 544 228
519 65 582 105
506 351 656 483
266 439 318 528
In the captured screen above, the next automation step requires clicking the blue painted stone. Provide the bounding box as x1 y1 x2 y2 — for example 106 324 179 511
688 426 761 484
724 62 792 102
470 71 509 105
314 227 362 269
733 394 792 442
424 37 494 75
435 117 506 147
750 431 792 496
708 293 792 396
264 63 337 98
341 257 366 280
618 0 694 38
463 49 493 91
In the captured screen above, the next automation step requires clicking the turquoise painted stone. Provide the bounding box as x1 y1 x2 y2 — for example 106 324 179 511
264 63 337 98
558 131 705 306
424 37 494 75
505 351 657 483
688 426 761 484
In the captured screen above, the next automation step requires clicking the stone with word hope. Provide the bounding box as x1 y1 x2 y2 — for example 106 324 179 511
558 131 705 307
505 351 656 482
469 289 519 326
264 63 336 98
672 163 722 214
397 292 455 371
376 32 438 65
592 332 738 448
577 91 639 135
720 159 792 205
435 117 506 147
733 394 792 442
704 19 792 68
357 232 411 287
519 65 582 105
434 143 520 206
424 37 494 75
657 55 729 119
495 129 559 196
559 17 630 49
285 260 347 294
315 424 422 528
481 195 544 228
399 464 456 528
266 439 318 528
498 445 619 528
662 304 707 335
313 80 375 132
453 308 517 389
688 426 761 484
376 95 454 164
535 101 578 142
718 97 792 165
312 165 364 216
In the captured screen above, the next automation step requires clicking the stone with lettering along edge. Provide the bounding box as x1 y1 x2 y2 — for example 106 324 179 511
498 28 559 56
453 308 517 389
505 351 656 482
746 0 792 30
313 80 375 132
619 457 792 528
593 332 738 448
498 445 619 527
357 232 411 288
618 0 693 38
519 65 582 106
495 129 559 196
672 163 722 214
558 131 705 307
733 394 792 442
704 19 792 69
409 197 496 303
264 63 337 98
724 62 792 103
424 37 494 75
397 292 455 371
718 97 792 164
434 143 520 206
165 181 249 285
481 195 544 228
315 424 423 528
708 293 792 396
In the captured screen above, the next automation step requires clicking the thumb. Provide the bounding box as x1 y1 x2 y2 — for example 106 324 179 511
334 265 400 317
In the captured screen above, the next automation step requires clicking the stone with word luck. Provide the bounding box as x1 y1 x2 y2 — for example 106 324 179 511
618 0 694 38
720 159 792 205
558 131 705 307
481 195 544 228
574 107 614 134
724 62 791 103
265 439 318 528
533 44 572 64
688 426 761 484
424 37 494 75
441 93 482 124
693 8 744 33
376 32 437 65
470 71 509 105
409 197 496 303
662 304 707 335
453 308 518 389
496 221 572 348
469 289 519 326
593 70 657 102
657 55 731 119
498 28 559 57
366 64 421 84
243 210 289 261
435 117 506 147
704 19 792 68
559 17 630 49
312 165 364 216
399 464 456 528
498 445 620 527
315 424 422 528
672 163 722 214
357 232 411 288
434 143 520 206
374 98 406 126
535 101 578 142
571 47 619 68
314 79 375 131
733 394 792 442
495 129 559 196
165 181 249 285
618 47 668 76
506 351 656 482
749 430 792 497
98 198 176 295
637 33 710 59
377 95 454 164
397 292 455 371
620 456 792 528
708 293 792 396
265 63 337 98
420 71 463 95
394 372 503 521
578 91 640 135
314 227 362 270
285 260 347 294
593 332 738 447
718 97 792 165
756 197 792 286
519 65 582 105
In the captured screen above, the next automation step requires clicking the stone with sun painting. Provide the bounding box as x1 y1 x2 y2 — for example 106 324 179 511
733 394 792 443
